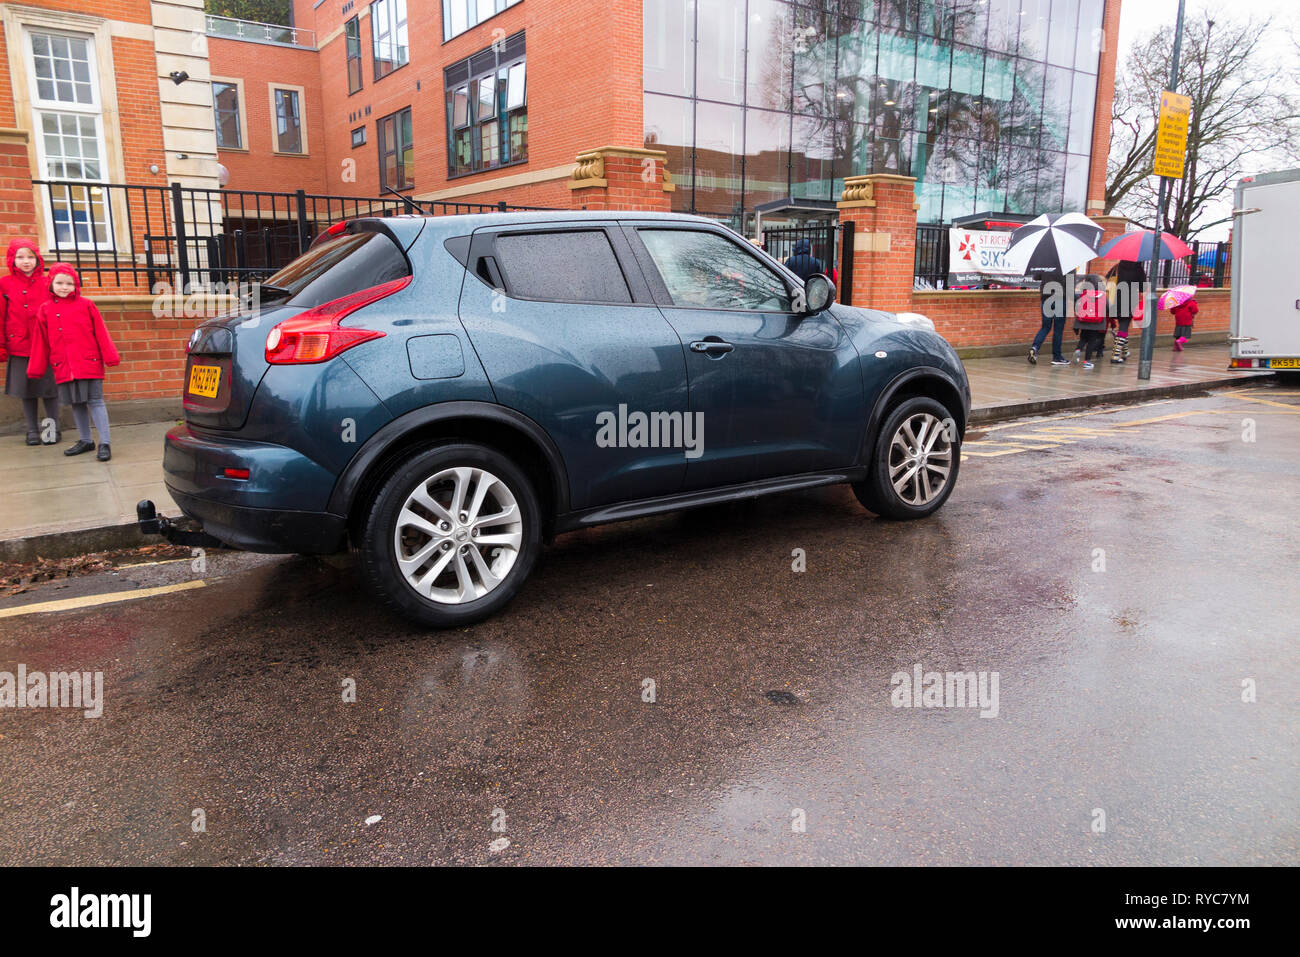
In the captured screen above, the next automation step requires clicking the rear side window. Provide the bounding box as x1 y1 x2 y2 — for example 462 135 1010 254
493 230 631 303
265 230 411 309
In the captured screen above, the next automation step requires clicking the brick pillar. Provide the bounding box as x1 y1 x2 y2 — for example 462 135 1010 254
1087 0 1124 215
836 173 918 313
567 146 674 212
0 128 39 240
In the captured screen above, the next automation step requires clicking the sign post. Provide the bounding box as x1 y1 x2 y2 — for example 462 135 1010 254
1139 0 1188 381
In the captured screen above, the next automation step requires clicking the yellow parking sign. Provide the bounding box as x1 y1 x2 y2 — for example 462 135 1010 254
1153 90 1191 179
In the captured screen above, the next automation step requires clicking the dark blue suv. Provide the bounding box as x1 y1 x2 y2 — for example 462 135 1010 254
151 212 969 627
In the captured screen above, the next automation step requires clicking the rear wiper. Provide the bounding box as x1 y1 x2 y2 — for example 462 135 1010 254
253 282 294 301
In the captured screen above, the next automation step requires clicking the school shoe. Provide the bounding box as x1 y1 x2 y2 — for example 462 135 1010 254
1027 347 1038 365
25 431 40 446
64 439 95 456
96 443 112 462
42 428 61 445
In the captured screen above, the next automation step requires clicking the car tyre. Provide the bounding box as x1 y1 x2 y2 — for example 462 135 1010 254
359 443 542 628
853 396 961 520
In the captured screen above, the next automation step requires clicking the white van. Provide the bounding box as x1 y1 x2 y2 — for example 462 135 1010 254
1229 170 1300 371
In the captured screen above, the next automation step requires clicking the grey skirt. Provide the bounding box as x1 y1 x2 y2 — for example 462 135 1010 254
57 377 104 405
4 354 58 399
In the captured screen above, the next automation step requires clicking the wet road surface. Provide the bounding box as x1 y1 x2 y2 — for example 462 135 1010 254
2 386 1297 865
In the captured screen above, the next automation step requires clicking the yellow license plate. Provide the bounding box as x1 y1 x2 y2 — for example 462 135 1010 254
188 363 221 398
1270 358 1300 369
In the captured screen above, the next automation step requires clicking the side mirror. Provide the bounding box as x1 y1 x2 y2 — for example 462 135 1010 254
802 273 836 314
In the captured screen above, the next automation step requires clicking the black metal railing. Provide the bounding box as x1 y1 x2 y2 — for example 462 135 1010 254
761 223 839 280
914 223 949 289
32 179 555 290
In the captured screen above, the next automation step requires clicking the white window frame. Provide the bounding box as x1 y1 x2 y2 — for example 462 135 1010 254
268 84 309 155
1 6 129 256
212 77 248 152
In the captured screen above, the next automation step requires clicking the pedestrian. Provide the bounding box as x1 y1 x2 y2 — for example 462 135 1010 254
1072 274 1108 369
26 264 119 462
1106 260 1145 364
1028 267 1070 366
1170 293 1198 351
1 238 60 445
784 238 823 281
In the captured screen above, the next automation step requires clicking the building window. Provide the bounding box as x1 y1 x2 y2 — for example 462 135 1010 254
442 0 522 43
271 86 306 154
444 32 526 177
212 80 243 149
27 29 112 248
371 0 408 81
351 126 366 148
345 16 363 94
378 107 414 190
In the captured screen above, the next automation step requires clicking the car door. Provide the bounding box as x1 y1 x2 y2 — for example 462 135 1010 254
456 222 689 510
623 223 864 491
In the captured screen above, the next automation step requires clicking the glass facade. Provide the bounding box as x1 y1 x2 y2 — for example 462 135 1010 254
643 0 1104 227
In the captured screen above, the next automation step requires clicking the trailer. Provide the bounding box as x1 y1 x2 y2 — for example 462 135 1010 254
1228 169 1300 372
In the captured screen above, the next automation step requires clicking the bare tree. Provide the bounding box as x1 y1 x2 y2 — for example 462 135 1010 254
1107 9 1300 238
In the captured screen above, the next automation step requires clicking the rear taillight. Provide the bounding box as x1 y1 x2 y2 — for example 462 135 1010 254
265 276 409 364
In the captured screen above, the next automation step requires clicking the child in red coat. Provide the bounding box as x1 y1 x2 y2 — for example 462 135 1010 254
27 264 120 461
1171 296 1198 351
1 238 60 445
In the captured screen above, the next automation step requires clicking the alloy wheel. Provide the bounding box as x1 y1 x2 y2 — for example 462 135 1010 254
392 466 523 604
887 412 953 507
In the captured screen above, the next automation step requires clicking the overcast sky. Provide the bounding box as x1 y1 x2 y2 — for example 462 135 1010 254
1114 0 1296 239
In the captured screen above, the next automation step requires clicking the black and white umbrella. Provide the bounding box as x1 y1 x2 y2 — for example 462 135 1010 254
1003 213 1104 275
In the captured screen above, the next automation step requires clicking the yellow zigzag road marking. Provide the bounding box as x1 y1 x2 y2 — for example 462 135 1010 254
1224 393 1300 412
0 580 206 619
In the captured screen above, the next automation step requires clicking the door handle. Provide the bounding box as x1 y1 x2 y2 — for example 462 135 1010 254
690 339 735 356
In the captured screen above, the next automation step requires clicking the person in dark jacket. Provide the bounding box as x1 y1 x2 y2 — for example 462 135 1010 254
1 238 60 444
1106 259 1146 364
1029 267 1070 365
27 264 120 461
784 238 823 281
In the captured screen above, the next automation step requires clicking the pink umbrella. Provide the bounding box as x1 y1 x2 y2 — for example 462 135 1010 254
1158 285 1197 310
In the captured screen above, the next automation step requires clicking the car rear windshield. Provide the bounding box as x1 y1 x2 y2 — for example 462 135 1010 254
262 230 410 309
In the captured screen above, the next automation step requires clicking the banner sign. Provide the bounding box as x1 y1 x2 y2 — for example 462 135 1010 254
947 228 1035 286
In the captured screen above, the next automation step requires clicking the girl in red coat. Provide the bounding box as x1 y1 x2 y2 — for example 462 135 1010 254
1 238 61 445
27 264 120 461
1171 295 1198 351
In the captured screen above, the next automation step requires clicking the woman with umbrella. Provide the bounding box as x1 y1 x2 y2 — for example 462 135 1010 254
1004 214 1104 367
1095 229 1196 362
1105 259 1145 364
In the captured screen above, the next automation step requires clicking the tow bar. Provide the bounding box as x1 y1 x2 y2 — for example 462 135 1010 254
136 500 229 550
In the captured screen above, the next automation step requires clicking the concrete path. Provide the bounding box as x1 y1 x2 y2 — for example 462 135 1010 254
0 342 1268 558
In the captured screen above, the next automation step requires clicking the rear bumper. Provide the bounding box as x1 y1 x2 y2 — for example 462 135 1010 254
162 423 347 554
164 488 346 554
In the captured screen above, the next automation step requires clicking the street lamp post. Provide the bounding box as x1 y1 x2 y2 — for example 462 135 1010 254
1139 0 1188 381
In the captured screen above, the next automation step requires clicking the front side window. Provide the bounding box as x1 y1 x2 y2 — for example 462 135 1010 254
213 81 242 148
28 29 112 249
371 0 408 81
345 17 363 94
378 107 414 190
444 34 526 176
493 230 631 304
273 87 303 154
638 229 793 312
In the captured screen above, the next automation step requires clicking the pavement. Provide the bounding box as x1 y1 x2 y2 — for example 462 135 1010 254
1 387 1295 865
0 341 1268 559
